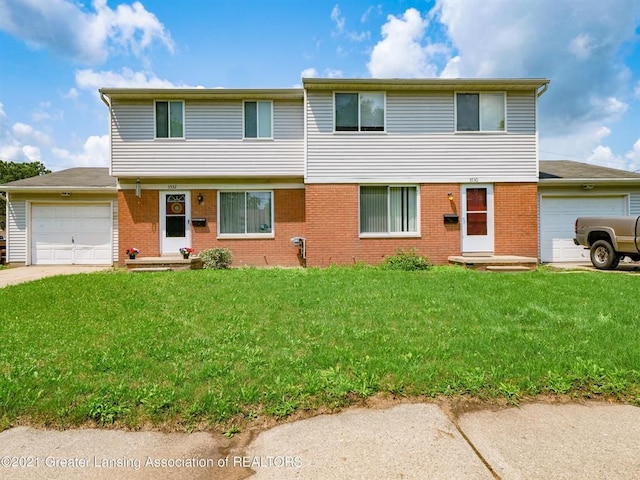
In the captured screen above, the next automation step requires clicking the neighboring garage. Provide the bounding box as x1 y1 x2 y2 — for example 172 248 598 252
539 161 640 263
1 168 117 266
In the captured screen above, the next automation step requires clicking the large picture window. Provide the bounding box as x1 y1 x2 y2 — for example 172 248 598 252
335 92 385 132
155 101 184 138
360 186 418 235
219 191 273 236
244 101 273 138
456 93 505 132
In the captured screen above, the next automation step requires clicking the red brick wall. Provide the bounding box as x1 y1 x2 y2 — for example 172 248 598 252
118 190 160 263
118 183 538 267
304 184 462 266
117 189 305 267
493 182 538 257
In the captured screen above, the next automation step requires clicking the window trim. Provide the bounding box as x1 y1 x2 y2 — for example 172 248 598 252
154 100 185 139
334 91 386 133
217 189 275 239
454 92 507 133
243 100 274 140
358 184 420 238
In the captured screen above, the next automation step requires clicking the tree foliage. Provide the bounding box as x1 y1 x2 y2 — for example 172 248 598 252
0 160 51 231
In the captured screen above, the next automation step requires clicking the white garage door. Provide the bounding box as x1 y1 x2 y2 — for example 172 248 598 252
31 204 112 265
540 196 626 262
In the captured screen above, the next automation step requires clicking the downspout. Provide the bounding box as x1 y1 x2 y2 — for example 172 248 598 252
536 82 549 98
99 89 110 108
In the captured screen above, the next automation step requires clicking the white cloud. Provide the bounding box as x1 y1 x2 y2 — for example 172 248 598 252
367 8 447 78
331 5 346 34
0 0 173 64
569 33 593 60
52 135 109 168
12 122 54 147
301 68 319 79
75 68 195 93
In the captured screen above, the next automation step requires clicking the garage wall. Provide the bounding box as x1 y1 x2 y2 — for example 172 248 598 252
6 193 117 265
7 197 26 263
630 193 640 215
539 186 640 263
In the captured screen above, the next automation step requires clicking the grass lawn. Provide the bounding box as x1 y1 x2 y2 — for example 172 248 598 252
1 266 639 432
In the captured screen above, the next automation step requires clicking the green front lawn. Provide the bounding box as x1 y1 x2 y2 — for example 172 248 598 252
1 266 639 431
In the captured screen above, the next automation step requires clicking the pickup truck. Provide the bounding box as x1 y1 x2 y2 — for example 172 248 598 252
574 216 640 269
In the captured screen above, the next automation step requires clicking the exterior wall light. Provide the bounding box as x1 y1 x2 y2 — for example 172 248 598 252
197 193 204 204
135 178 141 197
447 192 454 201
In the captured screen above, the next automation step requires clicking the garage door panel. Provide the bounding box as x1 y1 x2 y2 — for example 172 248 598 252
540 196 626 262
31 204 112 265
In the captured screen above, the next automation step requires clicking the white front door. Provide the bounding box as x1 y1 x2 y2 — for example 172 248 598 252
461 185 494 254
160 191 191 255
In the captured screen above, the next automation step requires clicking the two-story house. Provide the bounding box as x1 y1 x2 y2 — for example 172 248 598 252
1 77 550 267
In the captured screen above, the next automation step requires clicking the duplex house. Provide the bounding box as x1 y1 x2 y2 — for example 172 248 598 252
3 77 550 267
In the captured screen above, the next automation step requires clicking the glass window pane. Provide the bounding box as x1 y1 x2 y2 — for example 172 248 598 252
467 213 487 235
169 101 183 137
360 186 388 233
456 93 479 131
244 102 257 138
220 192 245 234
390 187 417 232
480 93 505 131
466 188 487 211
166 216 185 237
360 93 384 131
246 192 272 233
257 102 272 138
335 93 358 131
155 101 168 137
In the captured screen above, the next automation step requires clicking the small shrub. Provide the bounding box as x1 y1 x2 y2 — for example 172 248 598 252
200 247 233 269
383 248 430 271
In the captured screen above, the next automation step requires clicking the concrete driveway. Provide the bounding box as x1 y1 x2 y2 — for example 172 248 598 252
0 265 110 288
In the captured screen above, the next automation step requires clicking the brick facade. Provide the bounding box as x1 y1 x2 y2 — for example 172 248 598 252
118 182 538 267
118 188 305 267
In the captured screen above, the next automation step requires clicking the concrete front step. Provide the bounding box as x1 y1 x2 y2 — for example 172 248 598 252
448 255 537 271
125 256 203 271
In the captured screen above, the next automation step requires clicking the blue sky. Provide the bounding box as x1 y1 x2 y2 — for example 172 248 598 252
1 0 640 172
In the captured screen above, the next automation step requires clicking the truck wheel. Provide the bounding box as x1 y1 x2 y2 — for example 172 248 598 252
590 240 619 270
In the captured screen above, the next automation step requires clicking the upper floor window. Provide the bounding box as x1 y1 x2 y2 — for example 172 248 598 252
456 93 505 132
335 92 385 132
360 185 418 236
244 101 273 139
155 101 184 138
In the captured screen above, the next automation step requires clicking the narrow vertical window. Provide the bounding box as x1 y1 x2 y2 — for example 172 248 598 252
155 101 184 138
244 101 272 138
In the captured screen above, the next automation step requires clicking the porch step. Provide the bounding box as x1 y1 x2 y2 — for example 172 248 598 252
130 267 173 273
125 256 203 272
448 255 537 271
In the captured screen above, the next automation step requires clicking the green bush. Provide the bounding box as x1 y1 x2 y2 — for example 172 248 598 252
383 248 430 271
199 247 233 269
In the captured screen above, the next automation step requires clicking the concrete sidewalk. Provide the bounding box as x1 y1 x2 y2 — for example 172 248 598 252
0 265 110 288
1 401 638 479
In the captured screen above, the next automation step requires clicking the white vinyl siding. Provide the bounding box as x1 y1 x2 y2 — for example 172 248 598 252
306 90 538 183
630 193 640 215
111 99 303 177
7 199 26 263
